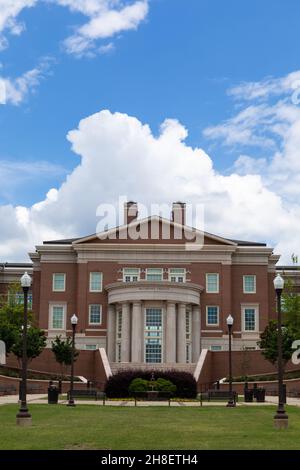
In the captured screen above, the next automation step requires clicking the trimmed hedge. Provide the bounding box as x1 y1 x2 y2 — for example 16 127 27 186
105 369 197 398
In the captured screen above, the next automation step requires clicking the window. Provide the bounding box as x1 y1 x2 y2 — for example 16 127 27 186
53 273 66 292
146 268 163 281
123 268 140 282
169 268 186 283
211 345 222 351
50 305 65 330
186 310 192 363
206 273 219 293
243 275 256 293
244 308 256 331
145 308 163 363
86 344 97 350
116 310 122 362
206 306 219 326
89 272 102 292
8 292 32 308
89 304 102 325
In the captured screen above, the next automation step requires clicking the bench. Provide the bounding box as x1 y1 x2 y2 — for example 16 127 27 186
131 391 173 406
0 384 17 395
201 390 238 403
67 389 106 403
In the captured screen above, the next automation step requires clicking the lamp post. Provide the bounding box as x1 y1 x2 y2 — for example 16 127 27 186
226 314 236 408
67 314 78 407
273 273 288 429
16 272 32 426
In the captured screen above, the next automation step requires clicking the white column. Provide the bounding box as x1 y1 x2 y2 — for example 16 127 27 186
177 303 186 363
107 304 116 362
131 302 142 362
121 302 131 362
166 302 176 363
192 305 201 362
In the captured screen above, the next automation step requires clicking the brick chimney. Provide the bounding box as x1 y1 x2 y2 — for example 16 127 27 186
124 201 138 225
171 202 186 226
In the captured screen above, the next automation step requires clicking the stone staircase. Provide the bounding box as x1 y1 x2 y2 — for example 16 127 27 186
110 362 197 375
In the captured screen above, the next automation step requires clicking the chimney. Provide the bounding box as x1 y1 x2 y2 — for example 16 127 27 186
124 201 138 225
171 202 186 226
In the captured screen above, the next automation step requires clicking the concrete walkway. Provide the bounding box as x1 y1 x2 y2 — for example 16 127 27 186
0 394 287 407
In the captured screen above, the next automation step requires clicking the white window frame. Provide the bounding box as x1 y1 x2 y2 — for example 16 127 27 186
123 268 140 283
242 305 259 332
144 306 164 363
89 272 103 292
169 268 186 283
49 303 66 331
52 273 66 292
206 306 220 326
88 304 102 325
206 273 219 293
243 275 256 294
146 268 163 281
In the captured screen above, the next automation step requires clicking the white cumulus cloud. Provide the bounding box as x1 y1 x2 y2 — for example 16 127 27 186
1 104 300 264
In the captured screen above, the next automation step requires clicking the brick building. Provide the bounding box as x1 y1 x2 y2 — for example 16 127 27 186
24 201 284 371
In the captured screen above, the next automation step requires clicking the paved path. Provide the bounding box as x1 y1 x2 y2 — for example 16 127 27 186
0 394 285 407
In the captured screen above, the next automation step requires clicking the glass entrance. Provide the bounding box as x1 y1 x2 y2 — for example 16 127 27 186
145 308 163 363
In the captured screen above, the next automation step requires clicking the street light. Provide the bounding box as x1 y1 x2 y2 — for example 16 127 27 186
273 273 288 429
16 272 32 426
67 314 78 407
226 314 236 408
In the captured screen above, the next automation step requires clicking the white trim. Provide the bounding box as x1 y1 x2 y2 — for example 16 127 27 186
243 275 256 294
206 273 219 293
89 272 103 292
48 303 66 331
52 273 66 292
206 305 220 326
88 304 102 325
144 306 164 364
241 304 259 333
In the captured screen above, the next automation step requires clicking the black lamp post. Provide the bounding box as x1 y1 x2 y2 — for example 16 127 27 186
273 273 288 429
226 314 236 408
16 272 32 426
67 314 78 407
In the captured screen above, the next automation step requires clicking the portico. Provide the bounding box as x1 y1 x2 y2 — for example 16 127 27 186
105 281 202 364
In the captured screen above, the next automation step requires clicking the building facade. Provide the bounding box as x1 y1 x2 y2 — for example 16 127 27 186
25 202 282 367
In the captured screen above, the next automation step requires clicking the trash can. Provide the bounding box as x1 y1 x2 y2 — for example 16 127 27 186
255 388 266 403
48 385 59 404
244 389 254 402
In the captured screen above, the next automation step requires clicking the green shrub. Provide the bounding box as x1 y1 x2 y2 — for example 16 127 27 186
128 378 149 394
156 378 176 394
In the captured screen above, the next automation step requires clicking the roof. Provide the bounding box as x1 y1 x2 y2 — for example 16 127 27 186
228 239 267 247
0 262 33 268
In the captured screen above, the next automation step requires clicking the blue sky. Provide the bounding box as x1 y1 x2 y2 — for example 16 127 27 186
1 0 300 261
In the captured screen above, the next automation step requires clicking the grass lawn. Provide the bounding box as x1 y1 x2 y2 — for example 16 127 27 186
0 404 300 450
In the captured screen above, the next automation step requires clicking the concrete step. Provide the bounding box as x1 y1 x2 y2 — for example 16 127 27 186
110 362 196 375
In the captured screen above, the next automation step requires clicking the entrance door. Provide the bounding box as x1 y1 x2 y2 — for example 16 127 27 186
144 308 163 363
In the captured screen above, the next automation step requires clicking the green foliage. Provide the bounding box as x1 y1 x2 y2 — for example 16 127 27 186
282 277 300 336
0 284 45 362
128 377 177 395
128 378 149 394
51 335 79 377
257 320 296 367
156 378 177 394
0 321 18 355
11 327 47 363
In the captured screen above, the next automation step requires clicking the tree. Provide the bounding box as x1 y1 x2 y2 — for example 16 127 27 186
51 336 79 378
282 278 300 336
0 321 18 355
257 320 296 370
11 327 47 365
